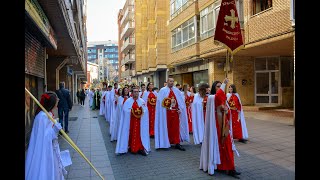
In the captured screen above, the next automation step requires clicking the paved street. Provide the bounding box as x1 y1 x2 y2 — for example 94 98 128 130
58 98 295 180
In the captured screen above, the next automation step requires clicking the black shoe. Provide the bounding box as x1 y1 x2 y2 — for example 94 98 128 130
175 144 186 151
65 130 69 134
150 135 154 138
138 150 147 156
227 170 240 179
239 139 247 143
234 170 241 175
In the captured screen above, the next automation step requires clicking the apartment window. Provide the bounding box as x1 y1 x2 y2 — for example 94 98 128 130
171 17 195 52
290 0 295 26
170 0 189 18
200 4 220 40
252 0 272 15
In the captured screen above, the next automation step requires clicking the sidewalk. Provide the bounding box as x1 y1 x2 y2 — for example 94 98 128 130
58 99 294 180
57 98 115 180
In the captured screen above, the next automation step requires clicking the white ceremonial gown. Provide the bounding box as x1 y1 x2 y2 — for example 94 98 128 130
104 91 111 122
191 93 205 145
25 111 66 180
154 86 189 149
88 91 94 107
99 90 107 115
110 95 123 141
227 93 249 140
115 97 150 154
199 95 221 175
141 90 158 103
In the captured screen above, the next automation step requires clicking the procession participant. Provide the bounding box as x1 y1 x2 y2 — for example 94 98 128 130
142 82 157 137
139 83 146 98
191 83 209 145
154 78 189 151
109 83 119 135
110 88 123 141
115 87 150 156
182 84 194 134
104 85 113 122
227 84 248 143
99 88 107 115
88 88 94 108
25 91 66 180
210 79 240 178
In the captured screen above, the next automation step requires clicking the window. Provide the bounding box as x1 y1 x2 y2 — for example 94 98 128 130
170 0 190 18
171 17 196 51
200 4 219 40
252 0 272 15
290 0 295 26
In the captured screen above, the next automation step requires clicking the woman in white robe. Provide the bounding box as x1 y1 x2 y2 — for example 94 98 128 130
25 91 66 180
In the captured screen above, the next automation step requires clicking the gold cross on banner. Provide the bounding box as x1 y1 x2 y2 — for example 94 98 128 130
224 9 238 29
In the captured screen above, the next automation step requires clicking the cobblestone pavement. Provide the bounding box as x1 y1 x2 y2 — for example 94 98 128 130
58 98 295 180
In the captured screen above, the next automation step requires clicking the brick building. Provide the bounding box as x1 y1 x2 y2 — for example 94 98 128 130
167 0 294 107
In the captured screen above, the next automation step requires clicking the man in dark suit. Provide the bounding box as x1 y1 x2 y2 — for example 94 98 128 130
55 82 73 133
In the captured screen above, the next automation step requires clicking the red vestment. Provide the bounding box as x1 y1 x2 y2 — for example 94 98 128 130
147 91 157 136
140 91 144 98
185 94 193 133
215 89 235 171
123 97 128 104
128 100 144 153
228 94 243 139
166 89 180 144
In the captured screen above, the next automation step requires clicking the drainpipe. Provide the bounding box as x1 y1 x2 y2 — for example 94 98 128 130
293 35 295 126
56 58 70 90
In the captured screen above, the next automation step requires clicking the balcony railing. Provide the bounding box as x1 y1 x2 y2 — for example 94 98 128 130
123 54 135 65
122 69 135 77
120 6 134 27
120 21 135 40
121 38 135 53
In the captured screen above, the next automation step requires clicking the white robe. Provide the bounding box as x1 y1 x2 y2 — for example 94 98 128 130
227 93 249 140
110 95 123 141
109 88 119 135
88 91 94 107
199 95 221 175
191 93 205 145
104 91 111 122
139 91 146 99
154 86 189 149
25 111 66 180
115 97 150 154
99 90 107 115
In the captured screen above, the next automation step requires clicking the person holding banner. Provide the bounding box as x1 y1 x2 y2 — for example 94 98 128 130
25 91 67 180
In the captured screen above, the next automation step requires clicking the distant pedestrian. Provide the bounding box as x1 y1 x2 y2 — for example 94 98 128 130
55 82 72 133
76 89 80 104
25 91 66 180
80 89 86 106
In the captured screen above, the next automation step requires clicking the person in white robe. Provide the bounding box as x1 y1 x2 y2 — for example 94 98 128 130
115 87 150 156
25 92 66 180
104 85 112 122
191 83 210 145
109 83 119 135
110 88 123 141
88 88 94 108
142 82 158 137
139 83 146 98
154 78 189 151
99 88 107 115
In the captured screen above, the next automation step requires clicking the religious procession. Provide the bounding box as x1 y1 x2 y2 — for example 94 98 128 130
25 0 294 179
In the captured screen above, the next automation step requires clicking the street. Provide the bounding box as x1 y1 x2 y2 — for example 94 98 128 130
57 98 295 180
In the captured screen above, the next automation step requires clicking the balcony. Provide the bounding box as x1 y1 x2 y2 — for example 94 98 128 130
121 38 135 54
123 54 135 65
120 21 135 40
122 69 135 77
120 6 134 27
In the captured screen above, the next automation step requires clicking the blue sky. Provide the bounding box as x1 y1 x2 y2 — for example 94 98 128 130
87 0 126 42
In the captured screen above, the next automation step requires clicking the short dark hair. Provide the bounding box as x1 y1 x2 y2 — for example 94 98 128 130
122 87 129 97
141 83 145 88
59 82 65 89
108 85 112 88
176 83 180 87
211 81 222 95
114 82 118 86
152 87 158 91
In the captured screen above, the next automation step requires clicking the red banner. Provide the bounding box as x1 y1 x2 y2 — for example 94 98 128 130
214 0 244 54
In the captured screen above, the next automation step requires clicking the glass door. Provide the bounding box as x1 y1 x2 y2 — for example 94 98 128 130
255 57 280 105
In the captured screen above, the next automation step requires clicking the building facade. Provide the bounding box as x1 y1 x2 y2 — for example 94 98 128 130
25 0 87 149
87 41 119 83
85 61 99 88
166 0 294 107
118 0 136 84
